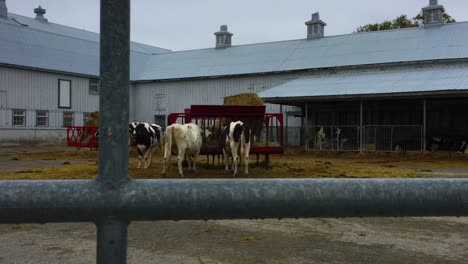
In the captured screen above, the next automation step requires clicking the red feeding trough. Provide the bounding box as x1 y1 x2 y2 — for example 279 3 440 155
66 126 99 150
168 105 284 166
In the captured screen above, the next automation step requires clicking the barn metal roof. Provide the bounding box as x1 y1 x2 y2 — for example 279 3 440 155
0 13 170 78
258 65 468 101
135 22 468 81
7 13 171 55
1 11 468 82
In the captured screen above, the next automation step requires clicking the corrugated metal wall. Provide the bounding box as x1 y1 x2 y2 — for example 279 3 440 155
132 72 304 126
0 66 307 141
0 66 99 129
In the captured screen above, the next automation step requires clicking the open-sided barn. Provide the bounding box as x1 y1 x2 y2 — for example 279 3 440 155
0 0 467 151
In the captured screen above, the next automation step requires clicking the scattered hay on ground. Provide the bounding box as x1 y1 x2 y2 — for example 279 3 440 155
2 148 467 180
13 150 97 161
0 163 97 180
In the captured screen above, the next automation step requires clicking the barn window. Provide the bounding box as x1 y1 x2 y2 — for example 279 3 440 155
12 109 25 126
63 112 74 127
58 79 71 109
36 111 49 127
89 78 99 95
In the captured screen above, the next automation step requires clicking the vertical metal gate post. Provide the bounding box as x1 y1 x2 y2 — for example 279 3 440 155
97 0 130 263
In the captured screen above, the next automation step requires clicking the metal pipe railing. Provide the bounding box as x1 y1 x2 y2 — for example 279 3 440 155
1 179 467 223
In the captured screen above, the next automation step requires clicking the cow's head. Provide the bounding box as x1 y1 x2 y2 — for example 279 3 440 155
129 121 139 136
202 128 213 144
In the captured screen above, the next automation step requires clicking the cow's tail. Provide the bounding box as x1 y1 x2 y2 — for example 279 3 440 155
162 125 173 175
164 125 173 162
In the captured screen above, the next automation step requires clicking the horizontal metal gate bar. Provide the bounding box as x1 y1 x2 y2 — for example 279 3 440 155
1 179 467 223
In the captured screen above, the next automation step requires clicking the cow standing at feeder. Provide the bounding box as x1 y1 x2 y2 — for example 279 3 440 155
162 123 211 177
134 123 162 169
222 121 251 176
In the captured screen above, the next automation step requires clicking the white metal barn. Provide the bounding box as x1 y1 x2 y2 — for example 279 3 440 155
0 0 467 150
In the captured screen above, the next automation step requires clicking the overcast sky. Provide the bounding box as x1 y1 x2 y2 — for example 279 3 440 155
6 0 468 51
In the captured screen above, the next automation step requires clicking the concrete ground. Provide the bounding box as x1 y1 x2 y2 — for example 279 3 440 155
0 217 466 264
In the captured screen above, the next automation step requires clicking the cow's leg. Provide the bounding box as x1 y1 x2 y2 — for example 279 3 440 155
230 142 239 176
193 152 199 172
244 143 251 175
177 146 186 177
143 148 151 169
146 145 156 168
223 148 229 173
137 146 144 169
187 155 192 170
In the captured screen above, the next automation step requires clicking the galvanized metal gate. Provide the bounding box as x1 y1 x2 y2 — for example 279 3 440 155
0 1 467 263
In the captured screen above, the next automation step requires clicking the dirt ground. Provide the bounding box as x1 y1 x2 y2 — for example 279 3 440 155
0 144 467 263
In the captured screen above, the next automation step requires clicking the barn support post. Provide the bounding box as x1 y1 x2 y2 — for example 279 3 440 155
359 100 363 152
96 0 131 262
305 103 309 151
280 104 285 145
423 99 427 152
285 112 289 145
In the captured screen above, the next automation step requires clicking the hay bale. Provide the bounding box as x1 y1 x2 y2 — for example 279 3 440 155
82 111 99 145
223 93 264 106
84 111 99 127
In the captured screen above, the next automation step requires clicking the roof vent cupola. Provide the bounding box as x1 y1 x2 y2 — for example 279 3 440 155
305 12 326 39
214 25 233 48
34 5 48 22
0 0 8 19
422 0 444 27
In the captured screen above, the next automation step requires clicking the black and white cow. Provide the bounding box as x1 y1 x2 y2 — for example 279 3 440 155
128 121 139 146
134 123 162 169
221 121 251 176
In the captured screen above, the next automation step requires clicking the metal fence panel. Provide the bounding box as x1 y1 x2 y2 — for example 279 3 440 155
285 126 302 146
363 125 423 152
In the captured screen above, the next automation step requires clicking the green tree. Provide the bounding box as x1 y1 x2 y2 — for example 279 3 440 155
356 12 455 32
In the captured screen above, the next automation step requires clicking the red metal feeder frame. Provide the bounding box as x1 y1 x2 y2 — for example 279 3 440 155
168 105 284 167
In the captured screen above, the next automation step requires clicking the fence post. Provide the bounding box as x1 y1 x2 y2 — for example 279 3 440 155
96 218 128 264
97 0 131 263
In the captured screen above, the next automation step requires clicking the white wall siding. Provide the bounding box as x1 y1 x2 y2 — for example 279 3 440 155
1 66 307 142
0 128 67 142
133 72 304 126
0 66 100 141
